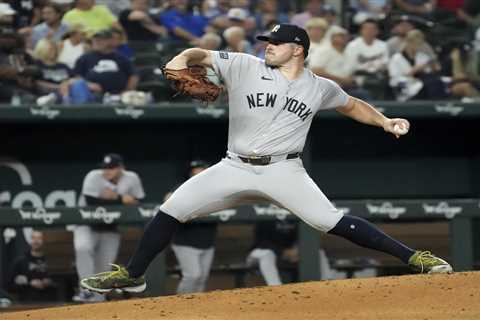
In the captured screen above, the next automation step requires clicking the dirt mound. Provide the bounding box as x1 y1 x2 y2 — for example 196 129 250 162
4 272 480 320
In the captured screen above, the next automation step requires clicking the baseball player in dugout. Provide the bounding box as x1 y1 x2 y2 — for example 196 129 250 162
73 153 145 302
167 160 218 294
81 24 453 294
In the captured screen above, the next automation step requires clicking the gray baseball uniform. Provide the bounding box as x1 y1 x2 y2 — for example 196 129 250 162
82 169 145 199
74 169 145 300
161 51 348 232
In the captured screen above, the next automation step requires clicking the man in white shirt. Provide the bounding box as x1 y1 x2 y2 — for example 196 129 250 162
344 19 389 99
309 26 371 100
345 19 389 74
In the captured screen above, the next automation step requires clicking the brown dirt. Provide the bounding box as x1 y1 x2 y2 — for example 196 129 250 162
4 272 480 320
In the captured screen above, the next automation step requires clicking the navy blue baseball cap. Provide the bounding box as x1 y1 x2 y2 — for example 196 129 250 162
256 24 310 57
99 153 124 169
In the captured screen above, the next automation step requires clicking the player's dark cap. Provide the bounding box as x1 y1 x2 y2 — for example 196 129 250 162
99 153 124 169
256 23 310 58
190 160 209 169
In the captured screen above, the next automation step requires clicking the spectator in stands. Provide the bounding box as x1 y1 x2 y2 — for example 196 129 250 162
456 0 480 29
226 8 256 34
0 29 38 104
345 19 389 74
9 230 57 303
388 29 449 100
344 19 389 99
290 0 325 28
202 0 230 19
62 0 123 37
96 0 130 16
0 2 17 31
57 23 88 69
167 160 218 294
441 46 480 101
199 32 222 50
111 27 134 60
386 15 436 58
246 220 298 286
60 29 138 104
223 26 253 54
393 0 436 16
10 0 42 32
32 38 72 97
304 17 329 59
210 6 256 34
254 0 289 33
159 0 209 45
309 26 371 100
320 3 338 26
73 153 145 302
30 3 69 50
350 0 392 25
119 0 167 42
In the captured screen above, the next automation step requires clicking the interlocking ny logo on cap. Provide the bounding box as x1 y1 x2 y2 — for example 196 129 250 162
272 25 280 33
104 156 111 163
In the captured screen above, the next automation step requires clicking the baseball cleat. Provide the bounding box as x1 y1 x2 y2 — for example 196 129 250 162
408 251 453 274
80 264 146 293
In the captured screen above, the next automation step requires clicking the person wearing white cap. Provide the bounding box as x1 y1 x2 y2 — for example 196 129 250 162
0 3 16 28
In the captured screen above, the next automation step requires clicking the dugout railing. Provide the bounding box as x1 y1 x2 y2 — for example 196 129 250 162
0 200 477 296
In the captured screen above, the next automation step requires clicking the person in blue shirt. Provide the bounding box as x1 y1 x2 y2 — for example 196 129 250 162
159 0 209 44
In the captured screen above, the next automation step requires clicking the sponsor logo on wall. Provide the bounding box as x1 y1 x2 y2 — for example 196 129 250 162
114 107 145 119
18 208 61 225
30 106 61 119
138 206 161 218
434 103 464 116
422 202 462 219
366 202 407 219
79 207 121 224
196 107 225 119
253 204 291 220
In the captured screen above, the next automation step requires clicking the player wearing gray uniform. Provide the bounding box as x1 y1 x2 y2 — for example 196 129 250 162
81 24 452 294
73 154 145 301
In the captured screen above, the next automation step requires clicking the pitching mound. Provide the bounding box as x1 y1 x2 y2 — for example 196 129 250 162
4 272 480 320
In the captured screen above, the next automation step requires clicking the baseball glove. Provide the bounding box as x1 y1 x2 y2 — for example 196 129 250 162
161 65 222 102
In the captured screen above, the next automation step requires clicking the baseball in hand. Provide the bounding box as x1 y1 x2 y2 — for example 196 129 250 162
393 123 408 135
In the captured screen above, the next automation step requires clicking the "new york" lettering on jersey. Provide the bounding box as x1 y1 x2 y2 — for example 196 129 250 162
246 93 313 121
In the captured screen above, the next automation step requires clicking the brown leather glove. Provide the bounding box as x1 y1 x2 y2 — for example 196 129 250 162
161 65 222 102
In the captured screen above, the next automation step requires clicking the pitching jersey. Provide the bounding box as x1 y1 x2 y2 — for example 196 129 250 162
82 169 145 200
211 51 349 157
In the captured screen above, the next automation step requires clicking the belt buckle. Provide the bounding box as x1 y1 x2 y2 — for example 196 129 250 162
250 155 271 165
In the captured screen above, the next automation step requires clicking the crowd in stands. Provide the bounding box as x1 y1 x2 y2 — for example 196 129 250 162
1 0 480 105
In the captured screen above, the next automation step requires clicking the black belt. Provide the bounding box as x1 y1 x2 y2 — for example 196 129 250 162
227 152 302 166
